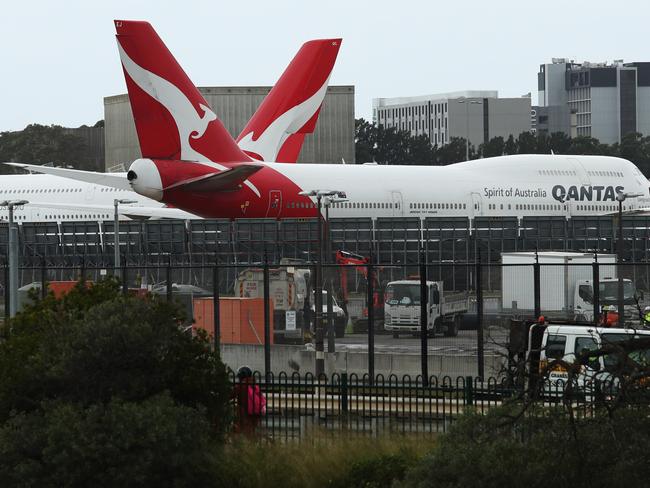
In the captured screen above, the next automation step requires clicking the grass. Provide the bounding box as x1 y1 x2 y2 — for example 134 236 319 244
215 434 434 488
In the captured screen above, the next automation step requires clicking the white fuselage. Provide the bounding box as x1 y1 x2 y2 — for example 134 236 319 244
4 154 650 223
270 154 650 219
0 173 162 222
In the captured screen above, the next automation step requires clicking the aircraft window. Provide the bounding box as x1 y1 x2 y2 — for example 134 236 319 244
500 204 503 210
463 204 466 209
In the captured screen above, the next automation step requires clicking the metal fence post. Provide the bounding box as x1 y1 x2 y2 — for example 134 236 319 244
592 255 600 325
40 258 47 300
420 249 429 386
341 372 349 415
476 253 485 380
121 256 128 295
367 254 375 383
327 276 335 353
213 264 221 350
533 251 541 319
263 253 271 379
4 265 9 322
166 258 172 303
465 376 474 406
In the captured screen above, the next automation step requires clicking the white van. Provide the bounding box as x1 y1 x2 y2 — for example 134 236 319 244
535 324 650 395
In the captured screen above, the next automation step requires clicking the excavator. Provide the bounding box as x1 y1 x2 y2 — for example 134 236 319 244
335 250 384 332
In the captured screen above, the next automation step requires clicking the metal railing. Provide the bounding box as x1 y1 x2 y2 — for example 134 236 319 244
229 371 640 442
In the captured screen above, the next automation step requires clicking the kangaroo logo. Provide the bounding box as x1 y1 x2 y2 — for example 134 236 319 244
238 75 331 162
117 41 260 197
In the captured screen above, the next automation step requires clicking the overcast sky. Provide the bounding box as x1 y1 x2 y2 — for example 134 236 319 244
1 0 648 131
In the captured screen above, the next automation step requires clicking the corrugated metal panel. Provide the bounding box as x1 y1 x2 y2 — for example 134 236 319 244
103 86 355 168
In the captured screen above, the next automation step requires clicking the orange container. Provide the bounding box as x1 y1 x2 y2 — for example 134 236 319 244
193 297 273 345
48 281 86 299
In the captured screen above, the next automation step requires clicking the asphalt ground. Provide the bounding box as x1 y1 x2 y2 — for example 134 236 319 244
330 327 509 356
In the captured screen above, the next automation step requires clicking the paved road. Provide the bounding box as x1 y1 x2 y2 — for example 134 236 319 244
331 327 509 356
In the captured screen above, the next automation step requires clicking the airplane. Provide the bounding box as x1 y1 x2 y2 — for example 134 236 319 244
14 20 650 223
0 30 341 223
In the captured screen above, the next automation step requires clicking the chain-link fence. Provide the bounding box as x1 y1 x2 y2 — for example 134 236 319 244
6 257 648 382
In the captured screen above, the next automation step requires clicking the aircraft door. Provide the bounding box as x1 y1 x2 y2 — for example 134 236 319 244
470 192 482 218
568 157 592 187
85 185 95 201
391 191 404 217
266 190 282 218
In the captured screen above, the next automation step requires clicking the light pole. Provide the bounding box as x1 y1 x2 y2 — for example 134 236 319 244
323 195 348 353
1 199 28 317
299 189 346 377
616 191 642 326
114 199 138 279
457 97 482 161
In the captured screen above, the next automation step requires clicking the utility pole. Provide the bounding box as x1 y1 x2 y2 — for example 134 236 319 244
113 199 137 279
457 97 482 161
616 191 642 327
299 189 347 377
1 200 28 318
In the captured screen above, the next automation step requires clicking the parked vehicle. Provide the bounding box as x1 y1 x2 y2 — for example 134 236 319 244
234 266 312 343
383 280 468 338
526 322 650 399
311 290 348 338
501 252 642 325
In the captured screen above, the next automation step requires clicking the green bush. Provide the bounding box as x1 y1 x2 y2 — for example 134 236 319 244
0 394 219 487
0 279 230 431
398 407 650 488
329 450 417 488
0 279 231 486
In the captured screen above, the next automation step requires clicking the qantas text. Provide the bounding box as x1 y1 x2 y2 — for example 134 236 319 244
551 185 624 203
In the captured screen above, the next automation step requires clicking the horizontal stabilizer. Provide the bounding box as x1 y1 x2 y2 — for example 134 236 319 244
164 164 263 193
4 163 131 190
23 201 199 220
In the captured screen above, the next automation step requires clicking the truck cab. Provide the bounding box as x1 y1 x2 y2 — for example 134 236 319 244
527 322 650 398
383 280 467 338
574 278 642 323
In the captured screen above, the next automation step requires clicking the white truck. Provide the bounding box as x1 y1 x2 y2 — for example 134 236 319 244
501 252 642 324
383 280 469 338
235 266 312 343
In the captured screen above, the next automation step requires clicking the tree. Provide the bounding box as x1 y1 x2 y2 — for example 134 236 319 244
376 126 411 164
405 134 436 165
548 131 572 154
0 124 87 174
568 135 605 155
354 118 377 163
436 137 469 165
0 279 232 484
503 134 517 155
617 132 650 176
517 131 538 154
0 279 230 429
479 136 505 158
0 394 220 487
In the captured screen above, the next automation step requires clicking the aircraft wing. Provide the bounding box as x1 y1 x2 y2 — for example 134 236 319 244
4 162 131 190
164 164 264 192
25 202 200 220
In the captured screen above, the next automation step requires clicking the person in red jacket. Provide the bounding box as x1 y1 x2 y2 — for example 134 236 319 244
232 366 266 437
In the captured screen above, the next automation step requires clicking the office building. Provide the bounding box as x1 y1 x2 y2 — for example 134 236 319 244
372 91 531 149
537 59 650 143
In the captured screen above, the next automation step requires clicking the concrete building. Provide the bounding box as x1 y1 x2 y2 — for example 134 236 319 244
372 91 531 150
62 126 105 172
537 58 650 143
104 86 355 170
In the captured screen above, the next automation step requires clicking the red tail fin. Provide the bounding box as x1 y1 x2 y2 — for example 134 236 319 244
114 20 251 163
236 39 342 163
